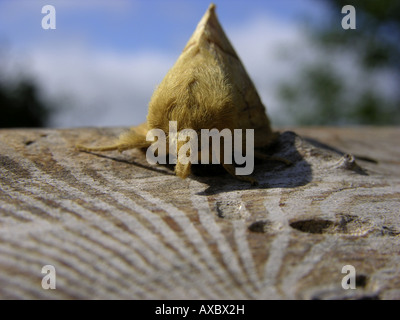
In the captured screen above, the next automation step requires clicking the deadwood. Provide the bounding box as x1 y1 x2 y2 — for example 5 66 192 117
0 126 399 299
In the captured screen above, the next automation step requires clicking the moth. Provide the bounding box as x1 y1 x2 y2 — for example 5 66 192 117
76 4 289 185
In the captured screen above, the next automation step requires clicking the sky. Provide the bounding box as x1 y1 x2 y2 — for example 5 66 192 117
1 0 393 128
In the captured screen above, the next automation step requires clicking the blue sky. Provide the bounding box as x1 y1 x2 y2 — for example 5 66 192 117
0 0 330 53
1 0 396 128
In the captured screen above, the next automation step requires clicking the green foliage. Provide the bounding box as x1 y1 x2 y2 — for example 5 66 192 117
321 0 400 70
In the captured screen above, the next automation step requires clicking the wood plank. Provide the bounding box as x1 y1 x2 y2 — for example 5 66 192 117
0 127 399 299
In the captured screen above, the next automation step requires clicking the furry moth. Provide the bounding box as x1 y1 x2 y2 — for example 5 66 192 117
76 3 289 185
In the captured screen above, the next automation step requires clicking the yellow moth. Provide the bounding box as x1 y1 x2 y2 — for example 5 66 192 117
76 4 289 185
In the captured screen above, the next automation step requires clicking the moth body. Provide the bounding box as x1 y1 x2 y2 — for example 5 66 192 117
76 4 289 185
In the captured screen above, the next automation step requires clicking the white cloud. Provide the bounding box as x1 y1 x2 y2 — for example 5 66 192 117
227 14 316 119
23 46 174 127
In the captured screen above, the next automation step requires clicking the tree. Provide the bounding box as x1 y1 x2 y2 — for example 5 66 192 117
278 0 400 125
0 78 51 128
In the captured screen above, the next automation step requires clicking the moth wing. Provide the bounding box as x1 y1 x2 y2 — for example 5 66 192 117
182 4 276 148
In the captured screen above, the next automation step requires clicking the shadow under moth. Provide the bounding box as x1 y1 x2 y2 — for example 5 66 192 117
76 3 290 185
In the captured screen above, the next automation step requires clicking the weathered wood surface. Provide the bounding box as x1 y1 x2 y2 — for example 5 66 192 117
0 126 399 300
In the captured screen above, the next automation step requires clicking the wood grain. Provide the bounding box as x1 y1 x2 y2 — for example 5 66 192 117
0 127 399 299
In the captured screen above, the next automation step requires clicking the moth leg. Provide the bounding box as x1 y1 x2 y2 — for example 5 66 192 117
175 160 192 179
222 163 258 186
75 131 151 153
174 139 194 179
75 143 135 153
253 151 292 166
